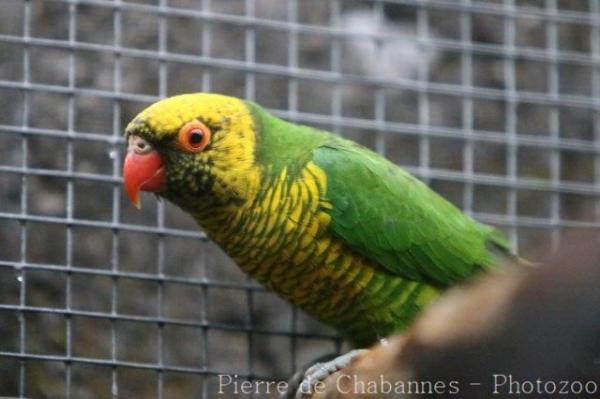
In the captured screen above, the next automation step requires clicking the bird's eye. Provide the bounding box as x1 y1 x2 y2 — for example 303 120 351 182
189 130 204 145
176 120 211 153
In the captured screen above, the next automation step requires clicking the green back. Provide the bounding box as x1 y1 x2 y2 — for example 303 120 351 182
313 140 510 286
248 102 328 177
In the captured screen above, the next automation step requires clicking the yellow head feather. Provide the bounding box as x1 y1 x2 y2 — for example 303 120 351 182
125 93 260 203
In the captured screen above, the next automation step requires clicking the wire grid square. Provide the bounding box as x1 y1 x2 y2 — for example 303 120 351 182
0 0 599 397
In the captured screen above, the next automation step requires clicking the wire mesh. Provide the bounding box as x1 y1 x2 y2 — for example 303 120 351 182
0 0 599 397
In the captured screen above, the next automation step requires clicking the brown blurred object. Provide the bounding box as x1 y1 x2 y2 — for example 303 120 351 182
309 231 600 398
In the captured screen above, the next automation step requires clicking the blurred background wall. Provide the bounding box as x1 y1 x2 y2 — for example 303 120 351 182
0 0 599 397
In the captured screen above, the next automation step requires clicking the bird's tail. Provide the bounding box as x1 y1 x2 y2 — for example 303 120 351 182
484 226 539 268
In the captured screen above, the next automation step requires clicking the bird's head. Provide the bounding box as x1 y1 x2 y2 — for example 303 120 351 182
123 93 260 210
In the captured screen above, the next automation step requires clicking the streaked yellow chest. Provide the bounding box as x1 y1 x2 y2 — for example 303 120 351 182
192 161 439 343
196 163 374 307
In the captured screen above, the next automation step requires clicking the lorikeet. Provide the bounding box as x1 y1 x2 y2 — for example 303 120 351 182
123 93 513 347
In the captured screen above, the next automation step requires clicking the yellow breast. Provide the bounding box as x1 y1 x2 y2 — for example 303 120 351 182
193 161 439 342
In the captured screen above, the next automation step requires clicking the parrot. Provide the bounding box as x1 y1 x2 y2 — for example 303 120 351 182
122 92 514 351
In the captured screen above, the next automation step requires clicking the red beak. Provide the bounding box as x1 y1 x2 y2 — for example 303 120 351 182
123 140 166 209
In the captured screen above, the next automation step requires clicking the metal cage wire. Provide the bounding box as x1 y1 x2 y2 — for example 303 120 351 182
0 0 599 397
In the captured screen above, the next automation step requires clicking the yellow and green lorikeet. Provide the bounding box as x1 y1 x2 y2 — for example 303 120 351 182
123 93 513 347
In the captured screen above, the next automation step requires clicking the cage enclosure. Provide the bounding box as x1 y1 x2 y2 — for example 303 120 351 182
1 0 599 398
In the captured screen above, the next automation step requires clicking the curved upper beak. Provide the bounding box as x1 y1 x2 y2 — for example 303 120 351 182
123 135 166 209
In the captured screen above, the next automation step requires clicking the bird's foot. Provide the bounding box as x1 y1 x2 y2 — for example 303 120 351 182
290 349 368 399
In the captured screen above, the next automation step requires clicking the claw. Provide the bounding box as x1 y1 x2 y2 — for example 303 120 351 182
294 349 368 399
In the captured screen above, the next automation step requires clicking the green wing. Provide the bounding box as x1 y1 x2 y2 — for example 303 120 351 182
313 140 511 286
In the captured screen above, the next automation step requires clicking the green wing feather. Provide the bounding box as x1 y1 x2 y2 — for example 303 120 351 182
313 140 511 286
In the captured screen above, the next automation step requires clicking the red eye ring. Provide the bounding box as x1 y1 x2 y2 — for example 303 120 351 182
176 120 212 153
